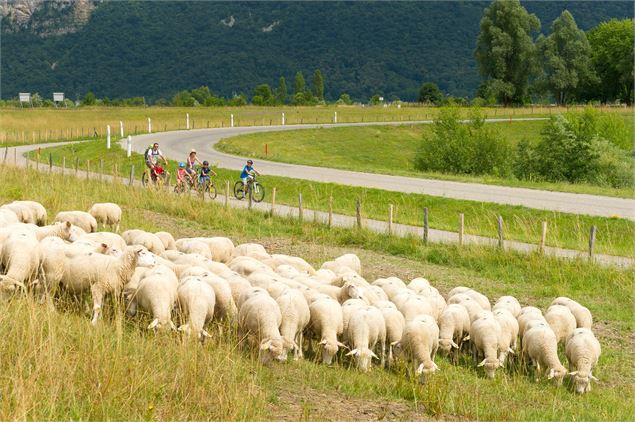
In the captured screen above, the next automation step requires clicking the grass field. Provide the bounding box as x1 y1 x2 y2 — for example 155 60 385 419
28 140 635 257
216 120 635 198
2 104 631 145
0 163 633 420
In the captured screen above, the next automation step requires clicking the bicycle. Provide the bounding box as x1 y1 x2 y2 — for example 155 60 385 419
234 173 265 203
142 165 169 189
197 177 218 199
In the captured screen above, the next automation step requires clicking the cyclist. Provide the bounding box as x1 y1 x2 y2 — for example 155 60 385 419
185 148 202 181
198 160 217 186
176 162 189 188
145 142 168 180
240 159 260 193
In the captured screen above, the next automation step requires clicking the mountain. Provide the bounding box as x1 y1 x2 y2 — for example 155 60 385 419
1 1 632 102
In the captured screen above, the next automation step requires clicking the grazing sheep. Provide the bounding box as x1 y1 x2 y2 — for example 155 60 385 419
438 304 471 359
448 293 484 322
0 230 41 293
88 203 122 232
125 264 179 330
229 256 276 277
276 289 310 360
196 237 234 263
469 313 502 378
341 298 368 333
518 309 547 340
1 203 35 224
12 201 47 226
407 277 431 292
522 324 568 384
550 297 593 329
400 315 440 376
545 305 577 345
78 232 127 251
232 243 270 261
177 276 216 339
222 271 253 305
175 238 213 259
373 278 407 301
397 294 437 321
62 245 156 325
0 208 19 227
308 297 345 364
198 271 237 320
54 211 97 233
9 221 78 242
266 254 316 275
493 296 522 318
345 306 386 371
375 302 406 365
449 287 490 311
565 328 601 394
126 231 165 255
238 291 286 364
493 308 519 364
155 231 177 251
321 253 362 275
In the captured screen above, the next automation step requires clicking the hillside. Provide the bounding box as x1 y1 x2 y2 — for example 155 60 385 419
1 1 632 101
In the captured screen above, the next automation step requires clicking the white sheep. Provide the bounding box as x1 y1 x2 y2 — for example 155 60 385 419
276 289 310 360
198 271 238 320
341 298 368 333
62 245 156 325
308 296 345 364
469 312 502 378
195 237 234 262
400 315 440 376
522 324 568 384
550 297 593 329
345 306 386 371
545 305 577 345
78 232 127 251
1 203 34 224
88 203 122 232
13 201 47 225
407 277 430 292
266 254 316 275
437 304 471 359
125 231 165 255
155 231 177 251
321 253 362 275
447 293 484 322
238 291 286 364
229 256 276 277
372 278 407 301
54 211 97 233
518 308 547 340
177 276 216 339
375 302 405 366
125 264 179 330
0 208 19 227
0 230 41 293
396 294 437 321
4 221 78 242
493 295 522 317
175 238 213 259
232 243 270 261
449 287 490 311
493 308 519 364
565 328 601 394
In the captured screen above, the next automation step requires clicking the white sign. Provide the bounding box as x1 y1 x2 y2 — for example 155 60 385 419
19 93 31 103
53 92 64 102
379 96 384 102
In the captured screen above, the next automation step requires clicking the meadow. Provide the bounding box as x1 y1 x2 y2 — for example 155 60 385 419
29 140 635 257
0 163 633 420
216 119 635 198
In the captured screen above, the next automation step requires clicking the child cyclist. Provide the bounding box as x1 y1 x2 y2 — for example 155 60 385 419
198 160 217 186
176 162 189 188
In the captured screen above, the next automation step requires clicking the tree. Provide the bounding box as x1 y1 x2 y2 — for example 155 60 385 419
191 86 212 104
172 90 196 106
475 0 541 104
82 91 96 105
536 11 596 104
294 72 306 97
418 82 444 105
312 69 324 101
336 93 352 105
369 94 381 105
587 19 634 104
277 76 287 104
252 84 274 105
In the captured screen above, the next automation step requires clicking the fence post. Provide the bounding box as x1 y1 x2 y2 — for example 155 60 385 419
356 197 362 229
271 187 276 215
3 145 7 163
497 216 504 248
99 159 104 181
127 135 132 157
423 207 429 244
120 121 124 138
225 180 230 207
129 165 135 186
48 153 52 174
62 157 66 175
588 225 597 259
334 111 337 123
186 113 190 130
298 193 303 222
148 117 152 133
230 114 234 128
388 204 394 235
106 125 111 149
328 195 333 227
75 157 79 176
36 152 39 171
282 112 285 126
539 221 547 253
86 160 90 179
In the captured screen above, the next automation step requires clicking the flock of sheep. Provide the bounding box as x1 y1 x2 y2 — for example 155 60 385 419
0 200 601 395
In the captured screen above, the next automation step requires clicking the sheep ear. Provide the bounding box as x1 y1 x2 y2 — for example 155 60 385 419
477 359 487 367
260 339 273 350
337 341 349 350
65 221 71 228
451 341 459 349
201 329 212 338
463 335 470 341
547 369 555 379
319 339 327 345
508 347 515 355
590 374 599 381
147 319 159 330
370 351 379 360
101 243 108 249
345 348 358 357
416 363 425 375
390 340 400 347
433 362 440 371
169 321 177 331
568 371 578 376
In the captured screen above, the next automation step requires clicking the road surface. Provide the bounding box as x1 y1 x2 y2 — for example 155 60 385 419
128 121 635 220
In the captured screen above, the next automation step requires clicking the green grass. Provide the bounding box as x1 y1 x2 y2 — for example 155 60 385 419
30 140 635 257
0 163 633 420
217 120 635 198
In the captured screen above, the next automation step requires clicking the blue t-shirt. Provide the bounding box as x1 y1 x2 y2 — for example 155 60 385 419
240 165 253 178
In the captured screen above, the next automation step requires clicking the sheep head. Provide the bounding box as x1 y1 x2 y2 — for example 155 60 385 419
346 348 378 372
319 339 345 365
438 338 460 356
547 365 568 385
478 358 501 379
259 338 286 364
569 370 598 394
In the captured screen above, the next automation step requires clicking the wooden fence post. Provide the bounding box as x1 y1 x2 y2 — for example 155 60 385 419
497 216 504 248
36 153 39 171
388 204 394 235
423 207 429 244
356 197 362 229
271 187 276 215
298 193 303 222
328 195 333 228
588 225 597 259
86 160 90 179
129 165 135 186
3 146 8 163
539 221 547 253
225 180 230 207
458 213 464 246
48 153 52 174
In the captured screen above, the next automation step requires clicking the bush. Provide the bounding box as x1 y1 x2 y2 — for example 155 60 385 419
414 107 513 176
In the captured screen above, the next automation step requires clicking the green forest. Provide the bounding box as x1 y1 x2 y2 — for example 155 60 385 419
2 1 632 102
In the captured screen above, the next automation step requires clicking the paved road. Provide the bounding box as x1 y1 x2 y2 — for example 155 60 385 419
3 141 632 267
128 121 635 220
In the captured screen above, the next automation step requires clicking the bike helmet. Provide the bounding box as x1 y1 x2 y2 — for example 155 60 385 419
178 162 185 168
203 160 209 166
247 159 253 164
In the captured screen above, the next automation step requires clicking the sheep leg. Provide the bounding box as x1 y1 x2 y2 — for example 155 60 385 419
90 284 105 326
380 340 386 368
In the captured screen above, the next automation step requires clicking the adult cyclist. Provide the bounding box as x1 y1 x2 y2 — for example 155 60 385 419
145 142 168 180
240 159 260 193
185 148 203 182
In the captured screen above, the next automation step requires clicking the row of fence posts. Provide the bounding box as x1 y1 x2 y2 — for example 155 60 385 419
17 152 601 259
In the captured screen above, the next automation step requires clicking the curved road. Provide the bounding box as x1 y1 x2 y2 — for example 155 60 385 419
128 121 635 220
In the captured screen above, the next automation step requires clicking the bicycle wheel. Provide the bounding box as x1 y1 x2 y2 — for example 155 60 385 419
207 181 218 200
251 182 265 203
174 183 184 194
234 181 245 200
141 170 150 187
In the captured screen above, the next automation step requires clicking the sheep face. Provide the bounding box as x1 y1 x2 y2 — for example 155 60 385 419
259 338 286 364
570 370 596 394
136 249 157 267
478 358 501 379
0 277 25 300
320 339 339 365
346 348 377 372
438 339 459 356
416 361 439 376
547 366 568 386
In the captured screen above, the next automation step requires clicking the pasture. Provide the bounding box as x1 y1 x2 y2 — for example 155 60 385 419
0 164 633 420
